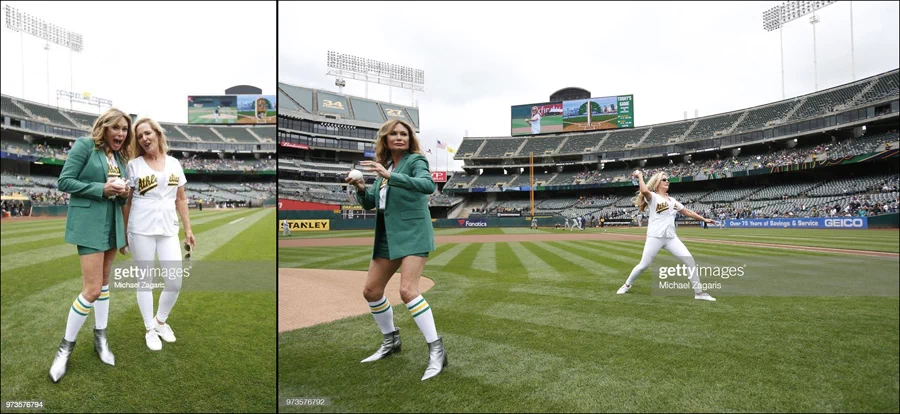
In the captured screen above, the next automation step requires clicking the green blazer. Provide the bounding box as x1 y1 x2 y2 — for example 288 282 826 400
58 137 127 250
356 152 436 260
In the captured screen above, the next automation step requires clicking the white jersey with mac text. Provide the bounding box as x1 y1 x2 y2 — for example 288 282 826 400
126 155 187 237
646 192 684 238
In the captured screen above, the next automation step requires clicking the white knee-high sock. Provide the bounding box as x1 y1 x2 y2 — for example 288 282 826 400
406 295 438 343
64 293 94 342
94 285 110 329
368 296 396 334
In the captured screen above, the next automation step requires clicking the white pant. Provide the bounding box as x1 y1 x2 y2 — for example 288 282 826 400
626 236 702 292
128 233 183 329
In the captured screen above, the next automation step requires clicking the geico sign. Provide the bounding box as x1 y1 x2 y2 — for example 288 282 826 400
824 218 864 228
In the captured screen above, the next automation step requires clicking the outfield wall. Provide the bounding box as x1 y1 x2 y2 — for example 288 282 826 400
278 209 899 231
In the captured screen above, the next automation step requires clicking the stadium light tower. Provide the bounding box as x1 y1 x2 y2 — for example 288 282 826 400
4 5 84 107
763 1 846 97
326 51 425 107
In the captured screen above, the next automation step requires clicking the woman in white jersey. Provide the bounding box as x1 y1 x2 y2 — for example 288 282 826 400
616 170 718 301
525 106 542 135
123 118 196 350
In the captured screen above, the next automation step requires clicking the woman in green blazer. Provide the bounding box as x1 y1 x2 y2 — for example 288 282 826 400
345 119 447 381
49 108 133 383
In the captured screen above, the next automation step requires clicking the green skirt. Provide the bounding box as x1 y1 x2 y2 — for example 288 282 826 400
77 200 117 256
373 211 428 259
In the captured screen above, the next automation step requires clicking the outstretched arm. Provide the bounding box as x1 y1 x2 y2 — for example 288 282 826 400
681 207 716 224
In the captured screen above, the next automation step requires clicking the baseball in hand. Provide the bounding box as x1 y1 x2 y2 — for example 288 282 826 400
348 169 364 181
112 178 127 189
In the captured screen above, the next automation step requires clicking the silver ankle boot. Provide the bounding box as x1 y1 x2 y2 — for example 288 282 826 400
94 329 115 366
49 339 76 383
421 336 448 381
361 328 401 363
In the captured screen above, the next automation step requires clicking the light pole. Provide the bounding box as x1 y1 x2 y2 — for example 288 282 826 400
762 1 838 97
810 12 820 91
4 5 84 106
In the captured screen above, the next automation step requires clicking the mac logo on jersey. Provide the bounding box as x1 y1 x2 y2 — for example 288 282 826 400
138 174 158 196
656 202 670 214
168 173 179 186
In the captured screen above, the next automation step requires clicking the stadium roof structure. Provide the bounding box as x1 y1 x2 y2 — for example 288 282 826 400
278 82 420 131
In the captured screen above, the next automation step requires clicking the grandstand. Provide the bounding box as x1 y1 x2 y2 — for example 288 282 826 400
1 93 276 214
277 83 459 213
441 68 898 223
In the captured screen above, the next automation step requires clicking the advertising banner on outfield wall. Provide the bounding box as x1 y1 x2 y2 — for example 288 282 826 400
725 218 868 229
456 218 488 228
278 219 330 231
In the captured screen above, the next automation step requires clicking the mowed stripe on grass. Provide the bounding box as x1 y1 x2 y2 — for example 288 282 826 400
279 229 899 412
1 208 276 412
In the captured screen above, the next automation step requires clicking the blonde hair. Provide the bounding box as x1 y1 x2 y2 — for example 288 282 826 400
90 108 133 162
133 117 169 158
633 171 668 212
373 119 424 166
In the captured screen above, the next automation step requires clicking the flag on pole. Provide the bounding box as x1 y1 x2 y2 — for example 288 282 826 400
426 148 433 154
436 140 447 150
446 146 456 154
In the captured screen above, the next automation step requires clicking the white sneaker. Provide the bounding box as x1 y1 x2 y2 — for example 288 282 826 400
154 322 176 343
145 330 162 351
694 292 717 302
616 284 632 295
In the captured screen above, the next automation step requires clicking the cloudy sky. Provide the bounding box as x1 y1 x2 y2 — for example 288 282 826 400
280 1 899 170
1 1 275 124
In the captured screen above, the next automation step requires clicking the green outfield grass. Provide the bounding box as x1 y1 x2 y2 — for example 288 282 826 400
279 230 899 412
279 227 567 239
511 115 563 129
602 226 900 253
1 208 276 412
562 114 618 124
238 110 277 117
188 107 238 124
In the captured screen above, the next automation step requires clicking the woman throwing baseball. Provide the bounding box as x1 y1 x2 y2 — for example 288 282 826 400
616 171 718 301
344 119 446 381
50 108 133 383
525 106 542 135
123 118 195 351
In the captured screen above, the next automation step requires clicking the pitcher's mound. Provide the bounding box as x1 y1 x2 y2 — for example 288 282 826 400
278 268 435 332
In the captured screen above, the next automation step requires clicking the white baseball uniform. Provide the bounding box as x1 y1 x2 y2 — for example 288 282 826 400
126 155 187 329
530 112 541 135
625 192 703 293
282 218 291 236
